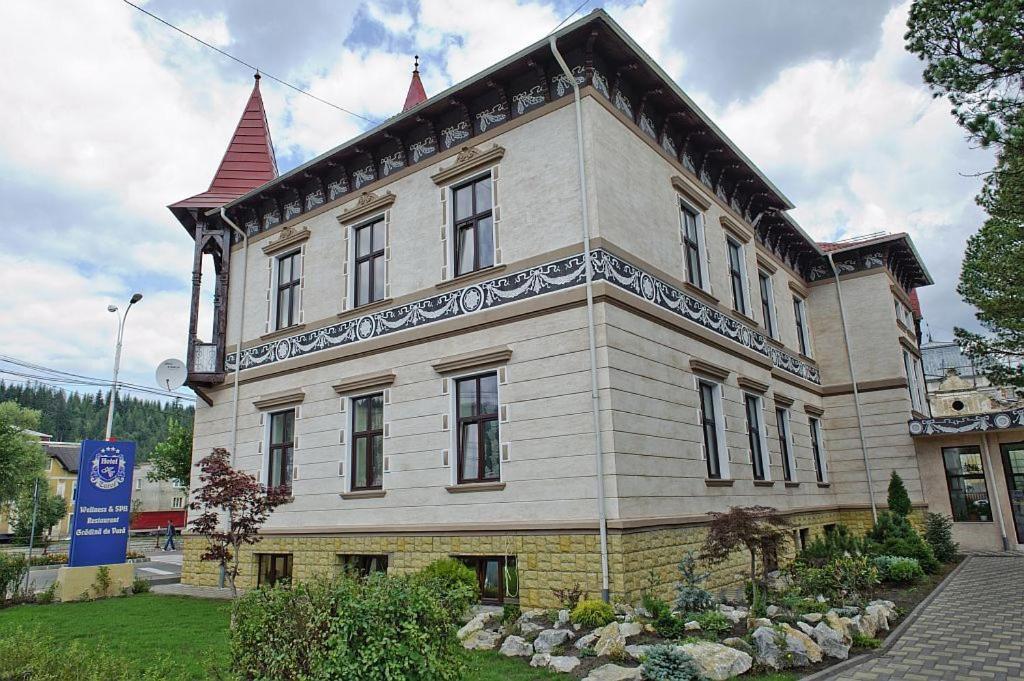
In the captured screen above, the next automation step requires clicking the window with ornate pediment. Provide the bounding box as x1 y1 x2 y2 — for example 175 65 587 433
453 174 494 276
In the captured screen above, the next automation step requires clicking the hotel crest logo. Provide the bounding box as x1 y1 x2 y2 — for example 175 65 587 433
89 445 127 491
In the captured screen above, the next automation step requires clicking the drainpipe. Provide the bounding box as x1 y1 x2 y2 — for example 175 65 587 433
979 433 1009 551
220 207 248 466
550 36 610 603
827 253 878 522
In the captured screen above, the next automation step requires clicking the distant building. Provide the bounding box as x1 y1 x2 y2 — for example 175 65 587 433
0 432 78 541
921 340 1023 417
130 462 187 532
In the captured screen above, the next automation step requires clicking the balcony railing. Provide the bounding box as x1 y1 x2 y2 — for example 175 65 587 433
191 342 219 374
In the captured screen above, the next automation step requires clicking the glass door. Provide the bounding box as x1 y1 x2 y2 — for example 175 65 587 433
1001 442 1024 545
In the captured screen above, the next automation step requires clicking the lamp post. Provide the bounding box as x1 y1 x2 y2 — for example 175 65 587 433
104 293 143 440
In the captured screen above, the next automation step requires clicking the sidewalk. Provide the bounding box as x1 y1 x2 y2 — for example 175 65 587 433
152 583 234 599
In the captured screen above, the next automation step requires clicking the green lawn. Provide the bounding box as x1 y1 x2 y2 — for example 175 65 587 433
0 595 796 680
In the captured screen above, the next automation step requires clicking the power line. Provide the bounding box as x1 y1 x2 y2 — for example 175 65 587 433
551 0 593 34
0 356 195 402
120 0 379 125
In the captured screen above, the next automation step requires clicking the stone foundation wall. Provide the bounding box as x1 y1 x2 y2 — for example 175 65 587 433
181 508 889 608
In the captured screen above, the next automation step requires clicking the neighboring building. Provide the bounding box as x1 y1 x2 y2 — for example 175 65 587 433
921 340 1023 417
130 462 187 532
171 11 1007 606
0 432 78 541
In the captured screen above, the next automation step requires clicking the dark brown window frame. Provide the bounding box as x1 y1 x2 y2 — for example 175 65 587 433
745 394 766 480
338 553 389 577
457 555 517 604
452 174 494 276
350 393 384 491
257 553 293 587
353 217 386 307
942 445 992 522
680 202 703 288
776 407 794 482
727 238 747 314
759 271 776 338
455 373 500 484
698 380 722 479
267 409 295 492
808 416 825 483
275 250 301 330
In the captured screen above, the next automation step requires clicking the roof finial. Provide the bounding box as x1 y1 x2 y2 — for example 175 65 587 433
403 54 427 112
413 55 419 73
254 70 261 82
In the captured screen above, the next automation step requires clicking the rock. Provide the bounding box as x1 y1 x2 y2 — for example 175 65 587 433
720 607 748 624
825 611 854 639
796 621 816 637
593 621 642 656
722 637 754 656
618 622 644 639
615 603 635 617
582 664 642 681
833 606 861 617
530 653 550 667
802 612 823 624
780 623 824 665
557 609 571 626
766 605 783 618
850 613 878 639
752 624 824 669
548 656 582 673
684 620 702 632
457 612 492 640
750 617 773 629
864 604 891 632
679 641 754 681
816 595 827 603
813 622 851 660
624 644 651 661
519 622 544 636
634 605 652 618
499 636 534 657
752 627 787 669
462 629 501 650
575 632 598 649
534 629 571 654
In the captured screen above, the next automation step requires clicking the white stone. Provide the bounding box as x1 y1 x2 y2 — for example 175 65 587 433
582 663 642 681
679 641 753 681
813 621 851 660
500 635 534 657
684 620 702 632
530 653 550 667
575 632 598 649
796 621 816 637
548 656 582 673
557 609 571 626
766 605 783 617
462 629 501 650
457 613 489 640
593 621 642 657
750 617 773 629
865 604 891 632
520 621 544 635
624 644 651 661
534 629 571 654
802 612 823 624
779 623 824 665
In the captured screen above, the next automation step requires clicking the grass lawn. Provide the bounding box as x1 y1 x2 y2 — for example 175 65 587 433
0 595 797 680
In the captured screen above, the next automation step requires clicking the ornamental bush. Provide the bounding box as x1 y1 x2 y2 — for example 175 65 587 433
792 555 879 605
694 610 732 638
570 599 616 628
0 554 27 605
796 524 867 567
923 512 959 563
416 557 478 618
640 644 705 681
887 471 913 517
873 555 925 584
866 511 939 574
674 551 714 613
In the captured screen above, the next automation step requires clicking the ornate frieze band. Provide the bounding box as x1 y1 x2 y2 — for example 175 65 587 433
225 249 820 384
909 408 1024 436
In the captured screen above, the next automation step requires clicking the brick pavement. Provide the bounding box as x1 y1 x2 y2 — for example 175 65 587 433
828 555 1024 681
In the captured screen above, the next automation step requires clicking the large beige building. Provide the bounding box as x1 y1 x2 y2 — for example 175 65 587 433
169 12 1015 606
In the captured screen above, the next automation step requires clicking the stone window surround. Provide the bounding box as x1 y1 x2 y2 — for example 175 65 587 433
253 389 304 491
265 245 306 337
338 191 396 314
742 391 772 484
692 370 730 483
334 371 395 498
436 145 504 282
440 354 510 492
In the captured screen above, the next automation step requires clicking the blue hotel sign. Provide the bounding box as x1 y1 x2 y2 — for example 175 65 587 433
68 440 136 567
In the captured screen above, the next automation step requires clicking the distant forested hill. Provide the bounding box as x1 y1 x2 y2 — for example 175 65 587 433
0 382 194 460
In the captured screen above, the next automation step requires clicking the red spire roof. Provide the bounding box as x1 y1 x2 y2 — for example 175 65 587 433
402 56 427 112
170 74 278 216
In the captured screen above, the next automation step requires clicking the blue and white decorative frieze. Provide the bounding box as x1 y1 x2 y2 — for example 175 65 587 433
513 85 546 115
226 249 820 384
909 408 1024 436
807 250 886 282
552 66 585 98
476 104 508 132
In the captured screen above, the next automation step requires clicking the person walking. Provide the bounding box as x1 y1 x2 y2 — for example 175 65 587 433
163 521 176 551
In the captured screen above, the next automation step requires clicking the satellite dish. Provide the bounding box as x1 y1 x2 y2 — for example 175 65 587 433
155 359 187 392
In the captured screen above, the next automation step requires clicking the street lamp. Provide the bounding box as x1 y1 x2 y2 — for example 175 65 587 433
104 293 143 440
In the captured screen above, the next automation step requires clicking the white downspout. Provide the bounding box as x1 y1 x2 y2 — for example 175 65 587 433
827 253 878 522
220 207 248 466
550 36 610 602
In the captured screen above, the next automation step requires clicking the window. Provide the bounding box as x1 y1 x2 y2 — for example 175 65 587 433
456 373 500 483
758 271 776 338
698 380 726 479
808 416 826 483
275 251 301 330
353 218 385 307
267 409 295 491
680 203 703 288
458 556 518 604
745 395 769 481
171 497 183 509
135 478 142 491
453 174 494 276
904 350 925 413
793 296 811 356
338 554 388 577
942 446 992 522
726 239 747 314
776 407 795 482
351 393 384 491
798 528 810 550
257 553 293 587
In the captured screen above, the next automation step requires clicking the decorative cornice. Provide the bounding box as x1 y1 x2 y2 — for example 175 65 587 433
690 359 730 381
261 226 310 256
430 144 505 185
756 253 777 274
670 175 712 211
788 279 810 299
899 336 921 356
737 376 770 393
432 345 513 374
332 370 396 395
337 190 396 225
909 407 1024 437
772 392 795 407
720 214 753 244
252 388 305 410
804 404 825 417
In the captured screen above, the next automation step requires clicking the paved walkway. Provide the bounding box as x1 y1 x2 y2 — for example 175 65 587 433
151 583 234 599
830 555 1024 681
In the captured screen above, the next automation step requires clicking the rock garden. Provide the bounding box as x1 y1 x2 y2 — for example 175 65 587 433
459 475 961 680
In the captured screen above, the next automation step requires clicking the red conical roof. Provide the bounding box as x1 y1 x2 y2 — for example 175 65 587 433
403 56 427 112
170 74 278 216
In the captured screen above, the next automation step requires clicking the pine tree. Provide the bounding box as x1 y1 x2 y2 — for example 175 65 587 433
887 471 913 517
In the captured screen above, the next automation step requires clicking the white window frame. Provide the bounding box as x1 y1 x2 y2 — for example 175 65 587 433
776 407 796 482
695 377 730 480
743 393 771 481
904 350 928 413
758 269 777 339
172 497 183 509
809 416 828 483
447 368 503 486
677 197 709 293
444 170 498 281
135 477 142 491
726 237 750 315
793 296 812 358
346 212 389 310
343 391 388 493
269 249 303 332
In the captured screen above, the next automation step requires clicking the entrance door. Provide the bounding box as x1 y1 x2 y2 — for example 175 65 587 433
1000 442 1024 545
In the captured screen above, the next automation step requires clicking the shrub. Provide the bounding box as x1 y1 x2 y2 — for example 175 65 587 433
416 558 478 618
652 612 688 639
132 577 152 594
866 511 939 574
796 524 867 567
552 582 585 610
923 512 959 563
570 599 616 628
92 565 113 599
851 633 882 649
873 555 924 584
642 592 672 620
501 603 521 625
887 471 913 517
0 627 178 680
674 552 713 613
694 610 731 638
28 553 67 567
36 581 58 605
792 555 879 605
640 644 705 680
0 554 28 604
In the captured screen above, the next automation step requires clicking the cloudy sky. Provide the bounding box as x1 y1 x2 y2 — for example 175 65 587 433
0 0 992 403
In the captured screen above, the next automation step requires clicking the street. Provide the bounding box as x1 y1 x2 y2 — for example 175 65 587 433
24 549 182 593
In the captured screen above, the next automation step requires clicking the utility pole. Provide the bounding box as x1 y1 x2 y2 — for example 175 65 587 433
22 478 40 595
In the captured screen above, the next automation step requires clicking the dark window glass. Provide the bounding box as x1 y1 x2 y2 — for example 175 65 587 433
275 252 301 330
453 175 494 276
339 554 388 577
257 553 292 587
793 297 809 356
746 395 766 480
759 272 776 337
457 556 517 604
354 219 386 307
809 416 825 483
268 410 294 491
727 239 746 313
942 446 992 522
456 373 500 483
699 381 721 479
351 394 384 490
681 204 702 287
776 408 794 482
